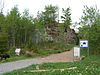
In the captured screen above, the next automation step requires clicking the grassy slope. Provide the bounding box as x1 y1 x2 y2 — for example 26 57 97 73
0 44 74 63
3 55 100 75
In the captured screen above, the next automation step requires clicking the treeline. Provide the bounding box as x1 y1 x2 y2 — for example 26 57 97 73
0 5 76 54
0 4 100 55
0 7 35 53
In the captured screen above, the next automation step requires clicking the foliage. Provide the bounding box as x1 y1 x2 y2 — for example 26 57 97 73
0 13 8 53
0 4 76 56
61 7 77 44
79 6 100 55
42 5 59 41
0 32 8 53
61 7 72 29
6 6 35 48
43 5 58 23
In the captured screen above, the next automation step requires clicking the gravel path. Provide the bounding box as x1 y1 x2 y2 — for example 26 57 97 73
0 50 74 74
0 58 42 74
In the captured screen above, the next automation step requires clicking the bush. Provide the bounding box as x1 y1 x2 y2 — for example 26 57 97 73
0 33 8 53
25 51 33 57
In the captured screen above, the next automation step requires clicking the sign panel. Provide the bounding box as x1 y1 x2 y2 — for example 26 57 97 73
15 48 21 53
80 40 88 48
15 48 21 55
74 47 80 57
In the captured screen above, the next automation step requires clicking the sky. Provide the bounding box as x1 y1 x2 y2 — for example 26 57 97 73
1 0 100 32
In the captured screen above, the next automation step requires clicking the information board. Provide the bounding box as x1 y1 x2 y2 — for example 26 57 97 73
80 40 88 48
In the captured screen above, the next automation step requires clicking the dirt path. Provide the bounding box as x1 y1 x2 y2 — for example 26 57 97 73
40 50 74 63
0 50 74 74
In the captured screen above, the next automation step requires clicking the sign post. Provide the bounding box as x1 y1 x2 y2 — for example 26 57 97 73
80 40 89 57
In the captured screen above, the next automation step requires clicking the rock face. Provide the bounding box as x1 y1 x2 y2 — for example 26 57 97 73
65 28 76 44
45 22 77 44
45 22 59 42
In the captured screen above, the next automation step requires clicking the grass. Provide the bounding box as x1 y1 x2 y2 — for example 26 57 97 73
0 44 74 63
0 55 32 64
3 55 100 75
37 43 74 56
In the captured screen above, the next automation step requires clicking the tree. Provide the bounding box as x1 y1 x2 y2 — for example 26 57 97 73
33 11 45 43
80 6 99 27
0 32 8 53
79 6 100 55
42 5 59 42
0 0 4 13
61 7 71 31
0 11 9 53
61 7 76 44
21 9 35 47
6 6 35 48
6 6 21 47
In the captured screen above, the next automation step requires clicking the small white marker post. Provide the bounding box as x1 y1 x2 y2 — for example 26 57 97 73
74 47 80 57
73 46 80 61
